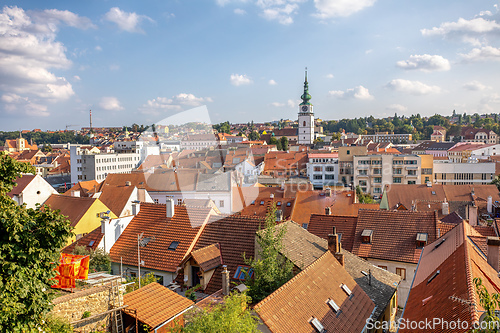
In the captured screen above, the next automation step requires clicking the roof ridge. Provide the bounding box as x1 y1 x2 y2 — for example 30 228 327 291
254 251 331 309
463 223 479 324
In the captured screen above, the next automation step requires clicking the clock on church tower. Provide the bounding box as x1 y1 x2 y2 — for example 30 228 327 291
298 69 315 145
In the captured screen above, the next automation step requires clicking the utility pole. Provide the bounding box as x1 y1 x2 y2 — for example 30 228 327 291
138 233 142 288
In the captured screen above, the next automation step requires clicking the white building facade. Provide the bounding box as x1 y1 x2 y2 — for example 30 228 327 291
306 153 339 189
297 71 315 145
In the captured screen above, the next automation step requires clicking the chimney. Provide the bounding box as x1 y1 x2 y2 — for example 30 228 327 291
326 188 331 197
442 201 449 216
125 181 131 186
468 204 478 226
325 207 331 215
71 190 80 197
270 193 274 199
275 209 283 222
222 265 230 296
132 200 140 216
166 199 175 218
488 196 493 214
328 227 344 266
487 237 500 271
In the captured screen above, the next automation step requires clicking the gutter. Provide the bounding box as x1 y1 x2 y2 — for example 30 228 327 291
361 306 378 333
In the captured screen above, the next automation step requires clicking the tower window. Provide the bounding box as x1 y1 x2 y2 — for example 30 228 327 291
303 121 306 126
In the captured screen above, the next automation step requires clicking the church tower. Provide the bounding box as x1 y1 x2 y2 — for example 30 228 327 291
298 69 315 145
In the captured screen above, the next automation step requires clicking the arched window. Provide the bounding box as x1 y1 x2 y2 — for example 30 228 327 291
303 121 306 126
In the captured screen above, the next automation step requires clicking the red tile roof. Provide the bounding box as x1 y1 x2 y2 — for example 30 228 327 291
110 203 213 272
352 210 439 264
64 180 99 197
188 243 222 272
94 184 135 217
307 214 358 251
123 282 194 329
254 252 375 333
62 226 103 254
44 194 96 227
7 174 36 198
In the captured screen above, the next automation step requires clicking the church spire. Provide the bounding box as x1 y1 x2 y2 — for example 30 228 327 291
300 67 312 106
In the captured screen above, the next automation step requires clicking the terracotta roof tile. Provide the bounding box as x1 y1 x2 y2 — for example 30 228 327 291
352 210 438 264
123 282 193 328
7 174 36 197
94 184 135 217
254 252 375 333
62 226 103 254
110 203 213 272
190 243 222 272
307 214 358 252
44 194 96 227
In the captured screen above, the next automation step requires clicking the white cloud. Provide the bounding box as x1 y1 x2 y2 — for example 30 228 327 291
481 93 500 105
287 99 300 108
234 8 246 15
271 102 285 107
104 7 154 33
268 79 277 85
230 74 253 86
99 96 124 111
140 94 213 115
30 9 96 30
463 80 491 91
0 6 83 117
1 93 49 117
386 79 441 95
73 75 81 81
109 64 120 71
396 54 451 72
386 104 408 112
421 17 500 37
95 45 102 51
328 85 374 100
314 0 376 18
325 73 334 79
460 46 500 62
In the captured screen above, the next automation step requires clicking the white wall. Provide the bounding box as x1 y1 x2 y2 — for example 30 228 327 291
102 215 135 253
18 175 58 209
111 263 174 286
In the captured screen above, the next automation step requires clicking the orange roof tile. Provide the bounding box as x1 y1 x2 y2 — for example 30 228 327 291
189 243 222 272
44 194 96 227
7 174 36 198
307 214 358 251
95 184 135 216
123 282 194 328
110 203 213 272
62 226 103 254
254 252 375 333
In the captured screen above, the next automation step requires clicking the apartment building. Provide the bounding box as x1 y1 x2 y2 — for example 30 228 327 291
180 133 222 150
338 146 368 186
361 132 412 143
447 142 485 163
433 160 495 185
306 153 339 189
450 126 498 144
353 154 421 197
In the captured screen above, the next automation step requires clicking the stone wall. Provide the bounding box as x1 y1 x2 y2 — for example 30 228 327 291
51 284 124 333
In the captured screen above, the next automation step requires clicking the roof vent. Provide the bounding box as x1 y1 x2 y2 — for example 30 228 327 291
426 182 432 187
310 317 325 333
416 233 428 248
270 193 274 199
434 238 446 249
327 299 340 313
427 270 440 284
341 284 352 296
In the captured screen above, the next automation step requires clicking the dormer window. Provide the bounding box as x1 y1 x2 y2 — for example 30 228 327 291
361 229 373 244
416 233 428 248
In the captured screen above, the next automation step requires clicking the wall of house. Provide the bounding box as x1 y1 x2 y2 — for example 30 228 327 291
433 160 495 185
51 285 121 332
20 175 58 209
70 200 117 244
365 258 416 306
102 216 134 253
183 259 216 290
111 263 174 287
372 290 398 333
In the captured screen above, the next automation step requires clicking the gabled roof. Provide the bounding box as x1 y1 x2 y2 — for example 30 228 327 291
193 214 266 294
62 226 103 254
7 174 36 198
401 222 500 332
185 243 222 272
99 170 199 192
136 154 171 170
94 184 135 217
110 203 214 272
352 210 438 264
43 194 97 227
64 180 99 197
254 252 375 333
123 282 194 329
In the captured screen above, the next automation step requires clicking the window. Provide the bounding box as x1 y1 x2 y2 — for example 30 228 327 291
325 174 335 179
407 170 417 176
373 168 381 174
177 199 183 205
233 266 253 280
359 170 367 175
326 166 334 172
393 177 402 183
327 299 340 313
374 187 381 193
154 198 159 204
310 317 325 333
313 175 323 180
374 177 382 183
219 200 224 208
359 180 367 187
302 223 308 229
168 241 179 250
422 168 432 175
314 166 322 172
393 168 402 174
378 265 387 270
396 268 406 280
347 150 350 155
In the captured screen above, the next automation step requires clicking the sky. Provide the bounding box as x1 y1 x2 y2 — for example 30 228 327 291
1 0 500 131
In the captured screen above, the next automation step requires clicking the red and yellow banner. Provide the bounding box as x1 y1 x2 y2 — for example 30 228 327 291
52 253 90 288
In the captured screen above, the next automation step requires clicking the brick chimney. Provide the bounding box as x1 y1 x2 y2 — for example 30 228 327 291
166 199 175 218
467 204 478 226
222 265 230 296
487 237 500 271
327 227 344 266
441 200 449 216
325 207 331 215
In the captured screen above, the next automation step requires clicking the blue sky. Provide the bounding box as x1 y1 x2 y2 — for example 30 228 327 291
1 0 500 130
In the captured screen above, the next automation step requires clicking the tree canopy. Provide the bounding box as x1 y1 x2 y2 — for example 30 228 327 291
0 153 73 332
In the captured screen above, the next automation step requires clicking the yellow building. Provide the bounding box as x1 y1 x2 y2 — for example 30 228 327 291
418 154 433 184
44 194 117 244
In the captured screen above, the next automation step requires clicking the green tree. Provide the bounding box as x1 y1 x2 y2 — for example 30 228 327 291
42 143 53 152
244 204 294 303
491 175 500 192
180 292 258 333
124 272 158 292
0 153 73 332
356 185 375 203
72 246 111 273
280 136 288 151
472 277 500 332
248 131 260 141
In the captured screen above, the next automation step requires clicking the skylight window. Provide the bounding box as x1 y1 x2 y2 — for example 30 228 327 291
140 237 152 247
341 284 352 296
277 201 282 206
251 200 255 205
260 201 265 205
427 270 440 284
327 299 340 313
286 202 291 207
168 241 179 250
310 317 325 333
88 240 95 247
434 238 446 249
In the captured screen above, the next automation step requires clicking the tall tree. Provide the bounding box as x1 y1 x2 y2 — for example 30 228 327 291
244 204 294 303
0 153 73 332
280 136 288 151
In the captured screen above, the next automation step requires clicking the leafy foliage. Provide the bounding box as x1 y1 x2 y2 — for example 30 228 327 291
244 204 294 303
42 315 73 333
72 245 111 273
0 153 74 332
180 292 259 333
248 131 260 141
124 272 158 293
356 185 375 203
472 277 500 332
213 121 231 134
